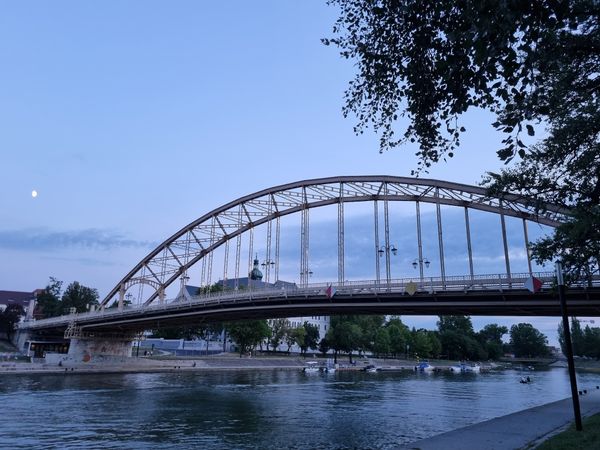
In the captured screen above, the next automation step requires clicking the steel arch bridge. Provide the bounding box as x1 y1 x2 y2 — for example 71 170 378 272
102 176 569 309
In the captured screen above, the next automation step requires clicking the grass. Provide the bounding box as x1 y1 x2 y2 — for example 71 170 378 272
535 414 600 449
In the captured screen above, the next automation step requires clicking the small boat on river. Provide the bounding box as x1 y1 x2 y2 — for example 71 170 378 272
462 363 481 373
415 361 435 372
449 362 481 373
303 361 321 374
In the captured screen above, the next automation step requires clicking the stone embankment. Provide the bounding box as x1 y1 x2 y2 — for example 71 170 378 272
0 354 309 375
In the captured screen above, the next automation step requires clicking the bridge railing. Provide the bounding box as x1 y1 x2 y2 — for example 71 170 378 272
20 272 600 330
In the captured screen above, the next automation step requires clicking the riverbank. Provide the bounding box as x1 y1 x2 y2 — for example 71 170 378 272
401 388 600 450
0 355 309 375
0 353 565 376
0 354 500 375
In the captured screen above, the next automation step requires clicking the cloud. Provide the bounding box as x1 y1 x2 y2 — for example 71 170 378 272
0 228 157 251
40 255 118 267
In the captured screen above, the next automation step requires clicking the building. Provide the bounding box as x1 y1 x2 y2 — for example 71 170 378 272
176 258 330 354
0 289 42 318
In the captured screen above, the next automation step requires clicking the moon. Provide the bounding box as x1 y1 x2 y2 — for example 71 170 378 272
31 190 38 198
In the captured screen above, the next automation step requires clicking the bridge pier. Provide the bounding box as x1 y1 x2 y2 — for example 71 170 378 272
66 336 134 364
14 327 32 353
59 323 138 365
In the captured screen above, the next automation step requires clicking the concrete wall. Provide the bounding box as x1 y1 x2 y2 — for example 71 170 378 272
67 338 133 364
14 329 31 353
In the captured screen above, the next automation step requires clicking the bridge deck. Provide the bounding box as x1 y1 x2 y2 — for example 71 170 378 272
21 273 600 333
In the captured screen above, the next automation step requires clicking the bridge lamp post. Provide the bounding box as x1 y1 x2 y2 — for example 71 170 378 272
412 257 430 283
377 244 397 285
261 260 275 283
300 269 313 286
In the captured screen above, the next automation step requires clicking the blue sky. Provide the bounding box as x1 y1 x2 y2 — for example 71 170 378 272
0 2 581 344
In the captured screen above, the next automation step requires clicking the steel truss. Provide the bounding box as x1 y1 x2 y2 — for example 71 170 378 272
101 176 568 307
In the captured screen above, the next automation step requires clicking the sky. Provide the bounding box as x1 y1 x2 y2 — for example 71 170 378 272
0 1 586 345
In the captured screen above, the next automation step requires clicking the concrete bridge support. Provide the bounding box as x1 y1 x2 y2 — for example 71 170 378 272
55 323 138 366
13 328 32 354
66 336 134 364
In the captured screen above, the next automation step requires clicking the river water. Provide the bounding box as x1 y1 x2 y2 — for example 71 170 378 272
1 368 599 449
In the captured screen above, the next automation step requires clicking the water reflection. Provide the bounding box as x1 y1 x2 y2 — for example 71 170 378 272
1 368 599 449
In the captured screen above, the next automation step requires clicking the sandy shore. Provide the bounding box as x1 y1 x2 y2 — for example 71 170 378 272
0 355 320 375
0 355 430 375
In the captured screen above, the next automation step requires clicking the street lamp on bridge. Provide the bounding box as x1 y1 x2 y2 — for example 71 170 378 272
300 269 313 287
412 257 430 283
377 244 397 286
261 259 275 283
377 244 398 257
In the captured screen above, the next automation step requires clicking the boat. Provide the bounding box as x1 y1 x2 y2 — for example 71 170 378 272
449 362 481 373
325 366 336 373
302 361 321 374
414 361 435 372
462 363 481 373
364 364 380 373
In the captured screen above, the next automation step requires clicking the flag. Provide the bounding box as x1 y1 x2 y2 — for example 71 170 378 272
524 276 543 293
325 284 336 299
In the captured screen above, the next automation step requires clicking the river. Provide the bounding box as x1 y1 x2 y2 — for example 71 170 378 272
1 368 599 449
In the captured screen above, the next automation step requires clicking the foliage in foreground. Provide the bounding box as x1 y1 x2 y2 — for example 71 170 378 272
536 413 600 450
324 1 600 281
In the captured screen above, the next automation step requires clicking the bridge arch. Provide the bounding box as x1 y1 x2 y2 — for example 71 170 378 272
101 176 568 307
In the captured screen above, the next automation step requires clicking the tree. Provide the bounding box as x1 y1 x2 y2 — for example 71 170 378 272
325 1 600 277
269 318 290 351
197 282 224 295
151 324 210 340
61 281 99 314
582 326 600 359
477 324 509 360
284 326 297 353
303 322 320 354
427 331 442 359
437 316 475 336
510 323 550 358
386 318 410 358
353 315 386 355
570 318 585 357
558 319 600 359
327 317 362 363
291 326 307 355
226 320 271 357
197 322 224 353
410 328 433 359
318 336 331 356
372 328 391 357
35 277 63 318
0 304 24 341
